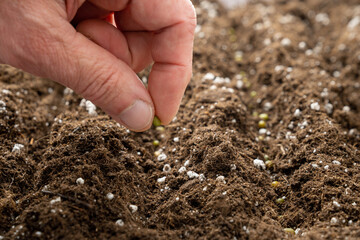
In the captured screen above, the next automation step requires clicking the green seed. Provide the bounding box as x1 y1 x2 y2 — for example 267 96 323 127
265 160 274 169
252 111 259 117
153 116 162 127
271 181 280 188
284 228 295 235
258 120 266 128
153 140 160 147
230 35 237 42
276 198 285 204
264 155 269 161
250 91 257 97
242 77 251 88
228 28 236 35
259 113 269 121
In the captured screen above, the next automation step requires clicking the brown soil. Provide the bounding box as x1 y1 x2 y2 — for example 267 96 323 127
1 0 360 239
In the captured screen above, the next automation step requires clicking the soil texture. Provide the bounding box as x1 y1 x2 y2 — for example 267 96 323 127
1 0 360 239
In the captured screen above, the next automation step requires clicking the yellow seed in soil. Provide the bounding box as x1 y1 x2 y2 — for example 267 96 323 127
284 228 295 235
276 198 285 204
259 113 269 121
242 77 250 88
156 126 165 132
271 181 280 188
152 140 160 147
258 120 266 128
234 51 243 61
228 28 236 35
230 35 237 42
250 91 257 97
154 151 161 157
264 155 269 161
153 116 162 127
258 135 265 141
235 55 243 63
265 160 274 169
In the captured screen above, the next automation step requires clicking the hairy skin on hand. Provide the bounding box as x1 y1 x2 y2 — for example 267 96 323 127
0 0 196 131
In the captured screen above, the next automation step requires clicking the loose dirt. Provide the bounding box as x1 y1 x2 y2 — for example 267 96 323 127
1 0 360 239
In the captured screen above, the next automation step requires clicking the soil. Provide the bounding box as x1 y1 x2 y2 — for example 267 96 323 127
1 0 360 239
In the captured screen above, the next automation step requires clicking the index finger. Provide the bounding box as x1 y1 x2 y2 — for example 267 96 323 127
115 0 196 124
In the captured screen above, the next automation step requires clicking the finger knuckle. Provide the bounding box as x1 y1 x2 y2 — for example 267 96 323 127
78 67 118 106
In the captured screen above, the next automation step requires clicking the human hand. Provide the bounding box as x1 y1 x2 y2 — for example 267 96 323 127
0 0 196 131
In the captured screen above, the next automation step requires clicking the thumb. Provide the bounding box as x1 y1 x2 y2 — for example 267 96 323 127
0 0 154 131
57 28 155 131
24 21 154 132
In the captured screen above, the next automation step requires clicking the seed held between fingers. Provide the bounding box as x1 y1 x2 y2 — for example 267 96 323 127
153 116 162 127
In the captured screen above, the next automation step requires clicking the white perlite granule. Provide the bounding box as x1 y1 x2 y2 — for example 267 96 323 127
115 219 124 227
187 171 199 179
163 164 171 172
12 144 24 154
263 102 273 111
106 193 114 200
80 99 97 116
202 73 215 81
129 204 138 213
157 176 166 183
1 89 11 95
299 41 306 49
236 80 244 89
50 197 61 205
184 160 190 167
199 174 206 181
281 38 291 46
253 159 266 170
259 128 267 135
343 106 350 112
76 178 85 185
325 103 333 114
330 217 338 225
294 109 301 118
216 176 226 184
348 16 360 29
310 102 320 111
315 13 330 25
178 166 186 173
157 153 167 162
0 100 6 113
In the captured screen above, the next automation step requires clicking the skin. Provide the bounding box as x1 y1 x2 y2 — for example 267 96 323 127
0 0 196 131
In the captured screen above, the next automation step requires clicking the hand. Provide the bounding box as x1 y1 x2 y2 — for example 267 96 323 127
0 0 196 131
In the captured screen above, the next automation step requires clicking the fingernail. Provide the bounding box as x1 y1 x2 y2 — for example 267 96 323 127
118 100 153 131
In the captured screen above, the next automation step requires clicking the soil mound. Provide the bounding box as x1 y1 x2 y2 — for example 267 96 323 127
1 0 360 239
